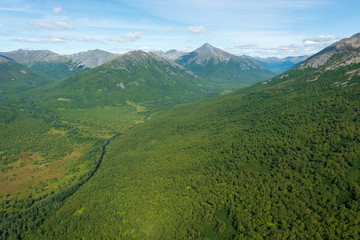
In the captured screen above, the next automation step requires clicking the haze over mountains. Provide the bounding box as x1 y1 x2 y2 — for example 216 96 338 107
0 44 309 85
254 55 309 74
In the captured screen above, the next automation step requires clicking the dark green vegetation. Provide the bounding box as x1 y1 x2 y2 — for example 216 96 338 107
0 49 218 239
13 37 359 239
1 34 360 239
0 57 55 124
176 43 275 89
27 61 86 79
0 58 55 95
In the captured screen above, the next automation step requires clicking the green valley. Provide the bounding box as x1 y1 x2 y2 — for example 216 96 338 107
1 33 360 239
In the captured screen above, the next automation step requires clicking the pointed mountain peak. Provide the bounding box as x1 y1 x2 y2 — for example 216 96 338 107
187 43 236 63
198 43 215 49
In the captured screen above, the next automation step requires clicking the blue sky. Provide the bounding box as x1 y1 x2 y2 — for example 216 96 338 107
0 0 359 57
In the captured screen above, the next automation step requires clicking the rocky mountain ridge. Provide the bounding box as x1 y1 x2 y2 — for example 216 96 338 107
299 33 360 69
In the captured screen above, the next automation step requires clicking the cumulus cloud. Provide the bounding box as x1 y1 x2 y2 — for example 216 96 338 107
186 25 206 34
109 32 143 43
227 35 339 57
32 21 74 30
11 35 66 43
53 7 63 14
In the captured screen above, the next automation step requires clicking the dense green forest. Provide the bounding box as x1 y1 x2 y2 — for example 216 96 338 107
0 51 218 239
1 35 360 239
8 61 357 239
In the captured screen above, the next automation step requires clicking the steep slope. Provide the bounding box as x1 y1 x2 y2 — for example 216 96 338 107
299 33 360 69
21 34 360 239
69 49 118 68
176 43 275 89
264 33 360 87
254 55 309 74
0 56 55 132
0 56 55 96
33 50 214 110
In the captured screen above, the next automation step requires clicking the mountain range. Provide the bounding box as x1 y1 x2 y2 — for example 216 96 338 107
0 45 309 85
0 49 118 79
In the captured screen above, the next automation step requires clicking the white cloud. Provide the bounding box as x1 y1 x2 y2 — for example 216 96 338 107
32 21 74 30
186 25 206 34
305 35 337 43
44 34 66 43
109 32 143 43
0 7 31 12
53 7 63 14
226 34 339 57
11 34 66 43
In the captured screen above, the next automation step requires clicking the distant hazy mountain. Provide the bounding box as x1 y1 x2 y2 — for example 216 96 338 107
175 43 275 89
153 49 188 61
0 49 118 79
254 55 309 74
0 49 68 64
34 50 213 109
0 49 84 79
69 49 118 68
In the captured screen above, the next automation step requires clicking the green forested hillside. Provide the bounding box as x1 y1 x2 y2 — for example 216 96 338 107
28 61 86 79
2 34 360 239
0 59 55 96
0 58 56 124
20 50 360 239
32 51 215 111
0 50 216 239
